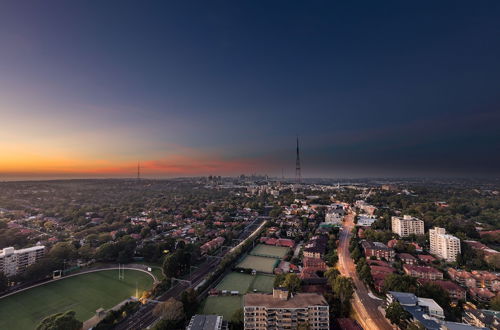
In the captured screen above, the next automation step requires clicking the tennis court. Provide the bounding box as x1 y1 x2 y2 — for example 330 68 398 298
216 272 253 293
200 296 242 320
250 244 289 258
236 255 279 274
251 274 275 293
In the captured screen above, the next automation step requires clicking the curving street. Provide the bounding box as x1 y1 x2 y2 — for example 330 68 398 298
338 212 393 330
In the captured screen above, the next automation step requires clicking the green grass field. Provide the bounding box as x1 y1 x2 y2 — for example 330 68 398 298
200 296 242 320
132 261 165 280
0 269 153 330
250 244 289 258
236 255 279 273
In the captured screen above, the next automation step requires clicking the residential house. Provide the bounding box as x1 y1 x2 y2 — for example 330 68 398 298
403 265 443 280
361 241 395 262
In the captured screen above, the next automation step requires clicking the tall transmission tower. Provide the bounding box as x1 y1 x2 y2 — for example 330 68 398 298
137 161 140 181
295 136 301 183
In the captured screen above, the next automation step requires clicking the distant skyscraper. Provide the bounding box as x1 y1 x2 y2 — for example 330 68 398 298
137 161 141 180
295 136 301 183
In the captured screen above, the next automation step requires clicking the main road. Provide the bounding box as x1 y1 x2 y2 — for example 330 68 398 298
338 212 393 330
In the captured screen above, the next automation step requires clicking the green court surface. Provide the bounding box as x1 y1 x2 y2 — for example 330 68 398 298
250 244 289 258
216 272 254 293
216 272 275 294
0 269 153 330
236 255 279 273
200 296 242 320
251 274 275 293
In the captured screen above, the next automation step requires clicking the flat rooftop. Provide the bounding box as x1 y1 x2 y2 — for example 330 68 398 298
244 293 327 309
188 314 223 330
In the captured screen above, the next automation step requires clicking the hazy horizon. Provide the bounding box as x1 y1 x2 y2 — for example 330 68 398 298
1 2 499 178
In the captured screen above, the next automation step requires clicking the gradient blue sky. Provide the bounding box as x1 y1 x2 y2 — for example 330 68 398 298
1 1 499 178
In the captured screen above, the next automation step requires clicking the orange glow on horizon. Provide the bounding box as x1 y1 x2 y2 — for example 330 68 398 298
0 153 265 177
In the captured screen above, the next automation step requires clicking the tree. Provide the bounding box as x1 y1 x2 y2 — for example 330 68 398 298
324 267 340 282
96 242 118 261
153 319 181 330
230 308 244 330
350 246 361 261
274 274 286 287
23 257 59 281
162 247 196 278
358 263 373 286
163 252 180 278
490 294 500 311
269 207 282 218
385 302 409 327
153 298 184 322
77 245 94 260
417 282 457 320
383 274 417 294
36 310 82 330
331 276 354 317
0 272 8 292
48 242 76 261
181 288 198 318
407 321 426 330
488 254 500 271
282 273 301 293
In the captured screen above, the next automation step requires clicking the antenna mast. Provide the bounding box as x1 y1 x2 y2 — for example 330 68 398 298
295 136 301 183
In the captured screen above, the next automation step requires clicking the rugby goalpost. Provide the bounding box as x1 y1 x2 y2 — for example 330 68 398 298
118 264 125 280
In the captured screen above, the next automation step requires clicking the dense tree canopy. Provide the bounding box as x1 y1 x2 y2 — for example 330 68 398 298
36 310 82 330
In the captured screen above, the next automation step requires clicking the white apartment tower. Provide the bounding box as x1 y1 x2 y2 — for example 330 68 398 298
391 215 425 237
0 246 45 277
429 227 461 262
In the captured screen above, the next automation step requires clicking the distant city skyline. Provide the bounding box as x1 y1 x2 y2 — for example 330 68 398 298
1 2 499 179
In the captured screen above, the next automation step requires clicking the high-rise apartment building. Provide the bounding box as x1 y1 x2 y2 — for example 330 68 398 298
244 288 329 330
0 246 45 277
429 227 461 262
391 215 424 237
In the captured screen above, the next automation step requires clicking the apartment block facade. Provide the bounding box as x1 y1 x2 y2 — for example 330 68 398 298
429 227 461 262
361 240 396 262
391 215 424 237
0 246 45 277
244 288 329 330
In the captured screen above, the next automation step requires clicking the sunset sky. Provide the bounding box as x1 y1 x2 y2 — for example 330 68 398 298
1 1 499 179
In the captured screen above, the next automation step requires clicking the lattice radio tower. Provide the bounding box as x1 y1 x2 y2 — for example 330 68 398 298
295 136 301 183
